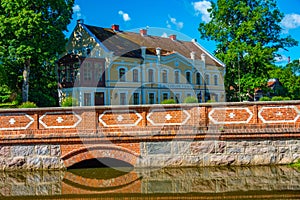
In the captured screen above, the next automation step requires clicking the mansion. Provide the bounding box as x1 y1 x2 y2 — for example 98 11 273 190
57 19 226 106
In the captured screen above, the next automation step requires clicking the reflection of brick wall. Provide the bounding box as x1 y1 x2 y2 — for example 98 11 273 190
62 171 141 195
1 101 300 169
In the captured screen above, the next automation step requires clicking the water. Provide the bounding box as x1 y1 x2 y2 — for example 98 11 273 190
1 166 300 199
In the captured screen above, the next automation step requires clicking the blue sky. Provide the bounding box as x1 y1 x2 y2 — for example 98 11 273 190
67 0 300 65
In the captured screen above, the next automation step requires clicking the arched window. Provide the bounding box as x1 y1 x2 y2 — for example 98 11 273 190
214 75 218 85
196 72 201 85
119 68 126 82
205 74 210 85
148 69 154 82
175 70 180 84
186 71 191 84
162 69 168 83
133 69 139 82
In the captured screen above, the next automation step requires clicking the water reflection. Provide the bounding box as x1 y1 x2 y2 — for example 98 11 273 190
1 166 300 199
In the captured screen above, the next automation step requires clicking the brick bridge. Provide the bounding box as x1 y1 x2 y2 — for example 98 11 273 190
1 101 300 170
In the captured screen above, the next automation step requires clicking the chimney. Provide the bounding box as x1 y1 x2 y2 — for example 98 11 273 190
190 51 196 60
156 47 161 56
201 53 206 62
77 19 84 24
169 34 177 41
140 29 147 36
111 24 120 32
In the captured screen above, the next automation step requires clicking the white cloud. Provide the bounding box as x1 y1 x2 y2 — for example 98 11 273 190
73 5 82 19
192 0 212 23
167 16 184 30
281 13 300 33
275 55 289 63
166 21 172 29
118 10 131 22
161 32 168 38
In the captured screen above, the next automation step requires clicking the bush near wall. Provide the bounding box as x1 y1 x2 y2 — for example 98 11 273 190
18 102 38 108
183 96 198 103
259 96 271 101
61 97 79 107
160 99 176 104
271 96 284 101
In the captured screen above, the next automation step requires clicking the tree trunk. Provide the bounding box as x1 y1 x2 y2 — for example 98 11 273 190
22 60 30 102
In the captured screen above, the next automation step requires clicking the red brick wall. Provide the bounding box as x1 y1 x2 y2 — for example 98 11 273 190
1 101 300 167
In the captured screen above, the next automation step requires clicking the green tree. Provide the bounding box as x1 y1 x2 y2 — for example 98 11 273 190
198 0 298 101
0 0 74 103
286 59 300 76
269 61 300 100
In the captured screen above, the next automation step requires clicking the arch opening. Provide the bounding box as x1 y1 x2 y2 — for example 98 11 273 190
67 157 134 170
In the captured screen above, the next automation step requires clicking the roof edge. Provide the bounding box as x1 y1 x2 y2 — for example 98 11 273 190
81 24 110 53
192 41 226 68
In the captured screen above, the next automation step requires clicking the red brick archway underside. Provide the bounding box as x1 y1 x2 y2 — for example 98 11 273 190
61 145 140 168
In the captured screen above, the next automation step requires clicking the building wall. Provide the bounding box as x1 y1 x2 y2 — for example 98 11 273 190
62 26 225 106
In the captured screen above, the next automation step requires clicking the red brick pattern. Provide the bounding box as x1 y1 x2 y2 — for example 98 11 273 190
209 107 253 124
1 102 300 168
0 113 34 130
147 109 190 126
61 144 139 168
99 110 142 127
39 111 81 129
258 106 300 123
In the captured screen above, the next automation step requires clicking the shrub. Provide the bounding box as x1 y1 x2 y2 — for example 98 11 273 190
259 96 271 101
271 96 284 101
61 96 78 107
160 99 176 104
18 101 38 108
283 97 291 101
183 96 198 103
207 100 216 103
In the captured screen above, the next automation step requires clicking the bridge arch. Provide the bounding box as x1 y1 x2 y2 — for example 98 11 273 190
61 145 140 168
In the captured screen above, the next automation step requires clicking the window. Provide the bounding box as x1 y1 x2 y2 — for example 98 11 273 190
186 71 191 84
163 93 169 100
162 70 168 83
94 63 103 82
133 93 139 105
148 69 154 82
119 68 126 82
133 69 139 82
84 62 92 81
214 75 218 85
196 73 201 85
66 66 73 82
120 93 126 105
175 71 180 84
84 93 91 106
215 94 219 102
205 74 210 85
175 94 181 103
149 93 155 104
197 92 202 103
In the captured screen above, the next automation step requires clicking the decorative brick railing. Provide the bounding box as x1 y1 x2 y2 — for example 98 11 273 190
1 101 300 170
1 101 300 139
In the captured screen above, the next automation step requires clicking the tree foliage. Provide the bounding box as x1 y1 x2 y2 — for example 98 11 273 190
0 0 74 105
198 0 298 101
269 60 300 100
